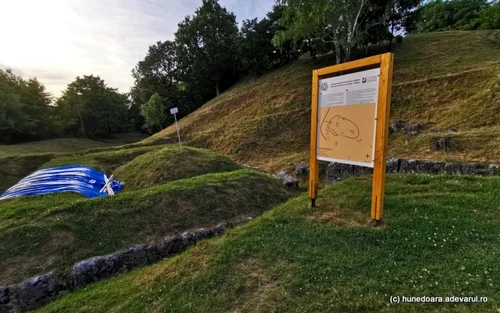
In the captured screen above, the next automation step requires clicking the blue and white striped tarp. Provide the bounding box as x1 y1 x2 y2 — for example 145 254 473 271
0 165 122 200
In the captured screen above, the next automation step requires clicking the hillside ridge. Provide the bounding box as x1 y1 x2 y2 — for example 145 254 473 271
145 30 500 172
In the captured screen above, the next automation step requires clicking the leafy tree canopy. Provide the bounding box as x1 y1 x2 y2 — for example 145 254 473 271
0 69 54 143
55 75 128 137
140 92 165 133
407 0 496 33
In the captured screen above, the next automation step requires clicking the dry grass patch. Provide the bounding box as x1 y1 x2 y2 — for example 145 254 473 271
309 210 371 228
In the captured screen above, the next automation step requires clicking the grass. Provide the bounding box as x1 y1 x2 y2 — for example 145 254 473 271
39 145 162 174
0 133 154 193
113 146 243 190
0 169 291 285
0 146 162 194
36 174 500 313
145 30 500 172
0 138 109 156
389 127 500 164
94 132 149 145
0 133 149 157
0 154 55 193
392 30 500 83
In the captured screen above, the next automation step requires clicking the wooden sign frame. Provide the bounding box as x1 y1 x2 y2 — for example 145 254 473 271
309 53 394 223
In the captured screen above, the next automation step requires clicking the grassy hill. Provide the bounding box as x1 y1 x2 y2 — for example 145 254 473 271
0 133 148 157
0 154 56 195
0 169 290 285
145 30 500 171
39 146 162 174
1 30 500 312
113 146 243 190
0 134 150 193
0 138 109 156
36 174 500 313
0 146 160 194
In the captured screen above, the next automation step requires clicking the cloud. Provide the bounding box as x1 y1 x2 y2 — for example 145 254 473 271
0 0 275 98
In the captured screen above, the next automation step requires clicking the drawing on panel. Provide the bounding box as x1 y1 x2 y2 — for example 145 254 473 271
320 108 360 140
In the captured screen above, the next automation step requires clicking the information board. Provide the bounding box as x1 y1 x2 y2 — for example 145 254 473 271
317 68 380 167
308 53 394 223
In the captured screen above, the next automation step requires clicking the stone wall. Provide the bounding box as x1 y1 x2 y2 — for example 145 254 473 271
0 217 253 313
326 158 500 185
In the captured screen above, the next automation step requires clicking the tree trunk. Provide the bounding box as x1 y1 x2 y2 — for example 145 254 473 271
389 23 395 52
215 79 220 96
344 45 351 63
79 111 85 136
334 41 342 64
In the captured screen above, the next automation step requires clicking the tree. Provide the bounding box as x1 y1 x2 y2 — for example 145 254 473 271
56 75 128 137
175 0 239 96
140 93 165 133
20 78 55 138
130 40 181 131
0 69 55 143
0 70 35 143
478 1 500 30
275 0 379 63
274 0 413 63
376 0 420 49
238 18 276 75
407 0 489 33
271 4 317 61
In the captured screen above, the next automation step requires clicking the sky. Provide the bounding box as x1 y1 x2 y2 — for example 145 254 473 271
0 0 275 98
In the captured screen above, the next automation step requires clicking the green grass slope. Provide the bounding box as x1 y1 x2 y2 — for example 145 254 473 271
0 133 149 157
0 138 109 156
0 169 290 285
39 146 161 174
113 146 243 190
145 30 500 171
0 134 153 193
38 174 500 313
0 145 161 193
0 154 56 194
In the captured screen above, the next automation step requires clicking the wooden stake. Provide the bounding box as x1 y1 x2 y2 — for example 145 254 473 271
371 53 394 221
309 70 319 206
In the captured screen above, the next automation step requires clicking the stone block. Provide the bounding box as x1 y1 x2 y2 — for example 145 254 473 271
214 223 227 236
389 120 406 133
180 231 196 246
488 164 500 176
72 254 122 288
160 236 185 257
444 163 462 175
416 160 445 174
386 157 400 173
193 228 215 241
117 244 160 271
272 171 299 188
0 286 16 313
399 159 421 173
326 162 354 185
16 271 68 312
353 165 373 177
462 163 490 176
294 164 309 177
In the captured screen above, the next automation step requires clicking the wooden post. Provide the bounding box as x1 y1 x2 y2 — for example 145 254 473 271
309 70 319 207
371 53 394 222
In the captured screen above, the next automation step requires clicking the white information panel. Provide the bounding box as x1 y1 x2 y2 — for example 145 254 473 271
316 67 380 167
